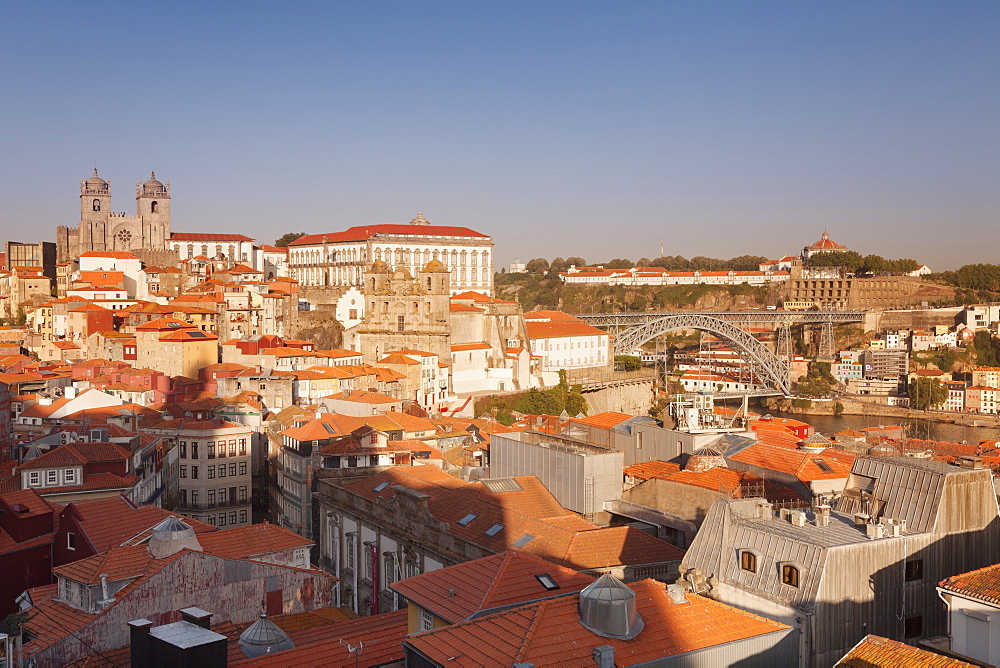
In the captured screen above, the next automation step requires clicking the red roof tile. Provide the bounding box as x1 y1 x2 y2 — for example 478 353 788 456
837 634 974 667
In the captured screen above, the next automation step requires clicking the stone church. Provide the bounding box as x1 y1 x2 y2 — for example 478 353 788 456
56 169 172 263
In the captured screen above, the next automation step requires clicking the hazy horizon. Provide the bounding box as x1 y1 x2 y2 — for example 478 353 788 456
1 1 997 271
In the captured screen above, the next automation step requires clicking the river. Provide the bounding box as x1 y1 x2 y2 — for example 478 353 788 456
762 408 1000 445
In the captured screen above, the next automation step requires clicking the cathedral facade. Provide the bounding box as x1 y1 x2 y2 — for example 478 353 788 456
56 170 172 263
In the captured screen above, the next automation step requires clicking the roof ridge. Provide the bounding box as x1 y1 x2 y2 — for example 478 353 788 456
477 551 514 611
511 598 549 663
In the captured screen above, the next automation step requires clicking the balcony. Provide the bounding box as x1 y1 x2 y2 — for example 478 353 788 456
176 499 250 511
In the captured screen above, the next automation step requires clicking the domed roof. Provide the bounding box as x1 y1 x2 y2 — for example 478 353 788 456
86 168 107 187
422 259 447 273
578 573 644 640
410 211 430 225
369 259 390 273
147 516 203 558
810 231 842 250
142 171 167 195
239 614 295 658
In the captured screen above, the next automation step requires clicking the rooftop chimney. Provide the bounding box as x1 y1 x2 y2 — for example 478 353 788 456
666 584 686 605
128 618 154 667
181 607 213 629
592 646 616 668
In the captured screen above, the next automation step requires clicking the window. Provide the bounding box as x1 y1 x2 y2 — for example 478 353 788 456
364 547 373 579
239 486 247 501
813 458 834 473
219 488 227 504
208 466 216 479
781 564 799 588
93 199 101 211
191 443 199 459
219 513 227 527
229 440 237 457
240 439 247 456
65 469 76 484
456 513 477 527
180 443 187 458
240 510 247 523
397 315 405 332
905 560 923 582
345 533 356 570
230 463 237 476
46 470 58 485
208 490 216 506
535 574 560 591
208 442 215 459
192 490 199 505
374 482 390 493
904 615 922 638
484 523 504 537
740 551 757 573
230 512 236 525
420 607 435 631
151 201 158 213
239 462 247 475
180 466 187 478
67 532 76 550
29 471 39 486
180 489 187 505
217 465 225 478
191 466 199 480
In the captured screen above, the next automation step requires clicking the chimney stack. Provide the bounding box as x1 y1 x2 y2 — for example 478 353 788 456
592 646 616 668
181 607 213 629
128 618 154 667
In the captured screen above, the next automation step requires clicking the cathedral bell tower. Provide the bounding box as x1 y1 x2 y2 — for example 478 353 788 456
135 172 171 249
80 169 111 225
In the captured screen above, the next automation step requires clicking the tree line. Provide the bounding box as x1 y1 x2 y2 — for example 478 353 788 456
807 251 919 275
520 254 769 276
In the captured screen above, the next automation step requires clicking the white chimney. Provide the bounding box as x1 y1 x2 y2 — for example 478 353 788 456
666 584 686 605
65 386 77 400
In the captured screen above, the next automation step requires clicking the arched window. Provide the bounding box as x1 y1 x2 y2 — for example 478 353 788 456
151 201 158 213
187 245 194 258
92 199 101 212
201 245 208 257
471 268 478 282
426 277 432 291
374 248 382 262
215 245 223 258
781 564 799 588
739 551 757 573
229 245 236 260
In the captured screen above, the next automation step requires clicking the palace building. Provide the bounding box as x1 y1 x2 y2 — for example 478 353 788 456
287 213 494 295
57 170 172 263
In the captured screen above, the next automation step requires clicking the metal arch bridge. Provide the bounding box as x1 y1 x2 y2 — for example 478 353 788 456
575 310 866 327
574 310 865 396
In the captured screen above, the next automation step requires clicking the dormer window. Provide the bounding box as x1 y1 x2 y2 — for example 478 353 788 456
739 550 757 573
46 470 58 486
781 564 800 588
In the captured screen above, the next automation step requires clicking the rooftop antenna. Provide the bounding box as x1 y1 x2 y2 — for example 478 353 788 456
340 639 364 668
660 241 664 258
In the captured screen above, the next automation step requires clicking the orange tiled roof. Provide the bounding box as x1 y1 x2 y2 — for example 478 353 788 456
196 521 311 558
837 634 974 667
939 562 1000 605
68 496 216 552
405 579 789 666
571 411 633 429
391 550 594 623
728 442 851 482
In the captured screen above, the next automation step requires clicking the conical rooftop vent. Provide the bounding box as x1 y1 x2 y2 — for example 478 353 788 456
690 444 724 457
239 614 295 658
800 433 831 452
578 573 644 640
147 516 203 559
868 443 901 456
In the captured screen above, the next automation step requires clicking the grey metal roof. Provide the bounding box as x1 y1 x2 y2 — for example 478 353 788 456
150 621 226 649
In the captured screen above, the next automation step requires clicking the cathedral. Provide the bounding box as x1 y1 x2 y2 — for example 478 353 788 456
56 169 172 263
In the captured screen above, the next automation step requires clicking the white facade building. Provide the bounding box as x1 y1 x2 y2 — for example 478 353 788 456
170 233 256 265
524 311 610 373
287 214 494 295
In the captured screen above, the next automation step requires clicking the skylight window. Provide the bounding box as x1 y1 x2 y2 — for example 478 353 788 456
535 574 560 591
456 513 478 527
813 459 834 473
484 523 504 537
373 482 390 492
512 534 535 548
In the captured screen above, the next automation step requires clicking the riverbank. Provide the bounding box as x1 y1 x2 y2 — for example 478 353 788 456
757 396 1000 430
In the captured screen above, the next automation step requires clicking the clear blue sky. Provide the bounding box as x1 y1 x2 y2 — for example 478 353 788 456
1 1 997 269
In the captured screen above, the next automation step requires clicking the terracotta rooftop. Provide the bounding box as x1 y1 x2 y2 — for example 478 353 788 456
837 634 974 667
391 550 595 624
939 562 1000 606
196 521 312 559
405 579 790 667
571 411 634 429
728 442 852 482
66 496 216 553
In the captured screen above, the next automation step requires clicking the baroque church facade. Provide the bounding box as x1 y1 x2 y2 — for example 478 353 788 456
56 169 172 263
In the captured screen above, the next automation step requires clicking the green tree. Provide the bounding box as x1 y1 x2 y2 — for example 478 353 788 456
614 355 642 371
604 258 634 269
274 232 306 247
565 256 587 268
908 377 948 410
525 258 549 275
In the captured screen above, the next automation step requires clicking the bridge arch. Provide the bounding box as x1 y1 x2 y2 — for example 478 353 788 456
613 313 791 395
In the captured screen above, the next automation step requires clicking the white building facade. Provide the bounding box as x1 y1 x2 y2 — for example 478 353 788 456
287 214 494 295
